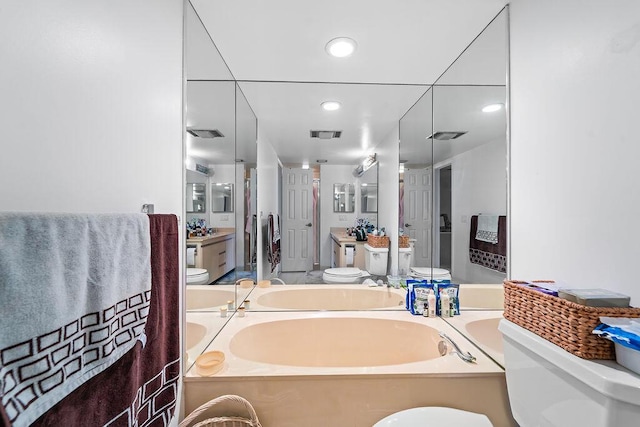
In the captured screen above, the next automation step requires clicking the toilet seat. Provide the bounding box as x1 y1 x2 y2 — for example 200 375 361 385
410 267 451 280
187 268 210 285
373 406 493 427
322 267 364 283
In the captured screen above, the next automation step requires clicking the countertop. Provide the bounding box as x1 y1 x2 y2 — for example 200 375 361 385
330 231 367 244
187 231 234 244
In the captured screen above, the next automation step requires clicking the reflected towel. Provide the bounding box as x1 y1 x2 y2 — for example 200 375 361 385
469 215 506 273
475 214 499 244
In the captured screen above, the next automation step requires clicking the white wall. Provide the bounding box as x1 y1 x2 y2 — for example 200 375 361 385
256 128 280 279
376 124 401 275
450 137 507 283
0 0 183 216
510 0 640 305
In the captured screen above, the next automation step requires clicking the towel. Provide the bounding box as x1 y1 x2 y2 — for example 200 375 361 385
267 214 281 273
0 213 152 426
469 215 507 273
31 214 180 426
475 214 499 244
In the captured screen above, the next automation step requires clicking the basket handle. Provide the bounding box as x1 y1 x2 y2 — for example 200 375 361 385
179 394 261 427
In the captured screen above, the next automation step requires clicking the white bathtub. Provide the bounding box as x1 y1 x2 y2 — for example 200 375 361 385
184 311 514 427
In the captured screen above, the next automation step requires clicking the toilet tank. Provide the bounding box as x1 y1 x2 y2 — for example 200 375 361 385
499 319 640 427
363 243 388 276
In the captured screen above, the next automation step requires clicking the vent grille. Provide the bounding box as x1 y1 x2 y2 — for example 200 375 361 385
187 129 225 138
310 130 342 139
427 131 467 140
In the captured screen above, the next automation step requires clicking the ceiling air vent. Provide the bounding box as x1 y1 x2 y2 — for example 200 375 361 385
427 131 467 140
310 130 342 139
187 129 225 138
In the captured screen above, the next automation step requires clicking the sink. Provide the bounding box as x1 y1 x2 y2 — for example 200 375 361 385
374 407 493 427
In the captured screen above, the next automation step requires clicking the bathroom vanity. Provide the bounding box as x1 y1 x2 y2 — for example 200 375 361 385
187 231 235 282
330 229 366 269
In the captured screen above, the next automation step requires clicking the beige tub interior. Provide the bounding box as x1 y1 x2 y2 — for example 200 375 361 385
186 288 236 310
465 317 503 353
256 288 405 310
229 317 442 367
185 321 207 351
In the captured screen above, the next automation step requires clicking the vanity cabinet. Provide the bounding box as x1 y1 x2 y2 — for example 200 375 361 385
188 233 236 282
330 231 366 269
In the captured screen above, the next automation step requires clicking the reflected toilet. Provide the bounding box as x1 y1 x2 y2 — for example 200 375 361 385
322 267 364 283
398 246 412 275
187 268 210 285
364 244 389 276
410 266 451 281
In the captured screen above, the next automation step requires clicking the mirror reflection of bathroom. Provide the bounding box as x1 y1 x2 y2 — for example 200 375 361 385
183 2 507 288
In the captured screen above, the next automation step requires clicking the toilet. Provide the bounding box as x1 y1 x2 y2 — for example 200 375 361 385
410 266 451 282
499 319 640 426
322 267 364 283
374 406 493 427
364 243 389 276
398 246 412 275
186 267 210 285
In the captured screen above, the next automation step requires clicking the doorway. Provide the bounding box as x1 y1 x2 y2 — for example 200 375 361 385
435 164 452 272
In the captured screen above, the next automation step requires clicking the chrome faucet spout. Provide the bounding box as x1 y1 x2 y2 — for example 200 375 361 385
438 331 476 363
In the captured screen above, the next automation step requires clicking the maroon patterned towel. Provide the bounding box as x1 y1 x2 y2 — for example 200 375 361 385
469 215 507 273
24 214 180 427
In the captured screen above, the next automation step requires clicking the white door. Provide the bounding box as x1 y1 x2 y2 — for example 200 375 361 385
281 167 314 272
403 167 432 268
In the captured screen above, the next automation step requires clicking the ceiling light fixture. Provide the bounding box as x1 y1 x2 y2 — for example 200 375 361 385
325 37 357 58
302 162 309 170
482 103 503 113
321 101 341 111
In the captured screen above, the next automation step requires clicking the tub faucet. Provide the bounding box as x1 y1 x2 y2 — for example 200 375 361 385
438 332 476 363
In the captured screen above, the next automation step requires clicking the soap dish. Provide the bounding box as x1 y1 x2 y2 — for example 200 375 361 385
195 351 225 376
258 280 271 288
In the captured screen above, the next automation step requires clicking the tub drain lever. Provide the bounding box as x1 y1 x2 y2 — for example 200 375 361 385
438 332 476 363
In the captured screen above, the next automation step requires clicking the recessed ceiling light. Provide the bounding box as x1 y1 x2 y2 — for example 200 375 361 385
482 103 503 113
302 162 309 170
321 101 341 111
325 37 357 58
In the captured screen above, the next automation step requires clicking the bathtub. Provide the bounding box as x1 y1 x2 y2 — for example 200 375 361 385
186 284 253 311
184 311 514 427
443 310 505 367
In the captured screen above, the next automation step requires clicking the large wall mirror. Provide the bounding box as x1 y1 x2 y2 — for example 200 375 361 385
399 9 508 283
333 183 355 213
183 1 258 374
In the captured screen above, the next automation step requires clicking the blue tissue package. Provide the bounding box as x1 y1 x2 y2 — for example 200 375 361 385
406 279 435 315
436 283 460 315
593 323 640 351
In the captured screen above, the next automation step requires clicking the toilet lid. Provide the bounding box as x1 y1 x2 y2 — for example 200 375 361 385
187 268 208 277
323 267 363 277
373 407 493 427
411 267 450 277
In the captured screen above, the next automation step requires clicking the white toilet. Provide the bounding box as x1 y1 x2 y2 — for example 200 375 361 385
374 406 493 427
186 267 210 285
499 319 640 427
364 243 388 276
398 246 412 275
410 266 451 281
322 267 364 283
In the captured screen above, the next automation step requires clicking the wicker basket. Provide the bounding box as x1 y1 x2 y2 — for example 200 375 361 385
366 234 389 248
180 395 262 427
398 235 410 248
504 280 640 359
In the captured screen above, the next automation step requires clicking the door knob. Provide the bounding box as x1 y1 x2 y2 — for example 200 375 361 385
306 223 312 227
405 223 412 227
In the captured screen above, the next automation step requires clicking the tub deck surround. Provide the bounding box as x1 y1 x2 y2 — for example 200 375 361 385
186 284 254 311
458 283 505 310
185 312 232 371
183 311 513 426
247 284 406 311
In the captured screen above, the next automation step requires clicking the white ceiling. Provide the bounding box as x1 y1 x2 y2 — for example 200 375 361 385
186 0 508 166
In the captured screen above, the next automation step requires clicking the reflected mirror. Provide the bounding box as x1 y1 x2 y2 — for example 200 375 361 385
398 8 508 283
211 183 234 212
333 184 355 213
186 183 206 213
360 183 377 213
